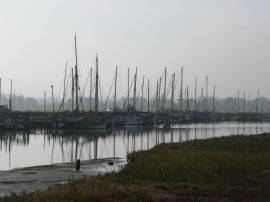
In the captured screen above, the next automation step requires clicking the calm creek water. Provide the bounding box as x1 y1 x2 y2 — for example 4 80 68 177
0 121 270 170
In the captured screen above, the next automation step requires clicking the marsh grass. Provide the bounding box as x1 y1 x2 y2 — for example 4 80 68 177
2 133 270 201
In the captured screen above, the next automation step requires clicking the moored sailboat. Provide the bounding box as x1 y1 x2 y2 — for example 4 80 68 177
50 34 106 130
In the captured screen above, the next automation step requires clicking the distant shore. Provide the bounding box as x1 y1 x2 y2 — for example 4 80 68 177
1 133 270 201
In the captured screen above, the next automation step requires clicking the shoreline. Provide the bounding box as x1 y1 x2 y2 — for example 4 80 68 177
0 158 126 197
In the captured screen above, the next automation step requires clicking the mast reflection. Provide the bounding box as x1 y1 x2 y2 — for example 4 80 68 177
1 122 270 170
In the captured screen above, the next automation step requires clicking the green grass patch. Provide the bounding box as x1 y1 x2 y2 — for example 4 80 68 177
2 133 270 201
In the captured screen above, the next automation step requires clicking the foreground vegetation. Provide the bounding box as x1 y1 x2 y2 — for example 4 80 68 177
2 133 270 201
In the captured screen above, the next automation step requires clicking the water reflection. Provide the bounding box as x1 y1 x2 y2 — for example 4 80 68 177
0 122 270 170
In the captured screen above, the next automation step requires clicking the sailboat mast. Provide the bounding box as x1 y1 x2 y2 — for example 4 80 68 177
127 68 130 112
62 61 67 111
188 86 190 111
171 73 175 112
51 85 55 113
249 91 251 114
256 90 260 113
141 76 144 112
261 98 264 113
180 67 183 112
156 79 158 112
114 66 118 112
194 77 197 112
213 85 215 113
205 76 208 112
74 34 79 112
9 79 12 112
243 91 246 113
158 77 162 112
163 67 167 111
201 87 204 112
237 89 240 114
184 88 187 112
44 91 46 112
147 79 150 113
133 67 137 110
89 67 92 112
95 54 99 112
0 78 1 105
71 68 74 112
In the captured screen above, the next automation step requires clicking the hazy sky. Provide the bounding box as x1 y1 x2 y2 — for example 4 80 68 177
0 0 270 100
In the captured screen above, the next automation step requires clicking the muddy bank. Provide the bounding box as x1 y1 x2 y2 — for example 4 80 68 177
0 158 126 197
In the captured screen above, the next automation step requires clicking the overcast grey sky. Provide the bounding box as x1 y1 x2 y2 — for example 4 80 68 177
0 0 270 100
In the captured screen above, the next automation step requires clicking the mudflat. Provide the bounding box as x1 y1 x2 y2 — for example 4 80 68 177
0 158 125 197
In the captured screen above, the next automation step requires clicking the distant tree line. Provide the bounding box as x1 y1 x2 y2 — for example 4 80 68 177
0 94 269 113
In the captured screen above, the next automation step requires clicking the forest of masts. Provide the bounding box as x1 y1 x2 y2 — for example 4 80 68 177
0 35 267 114
0 62 266 115
45 35 265 115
